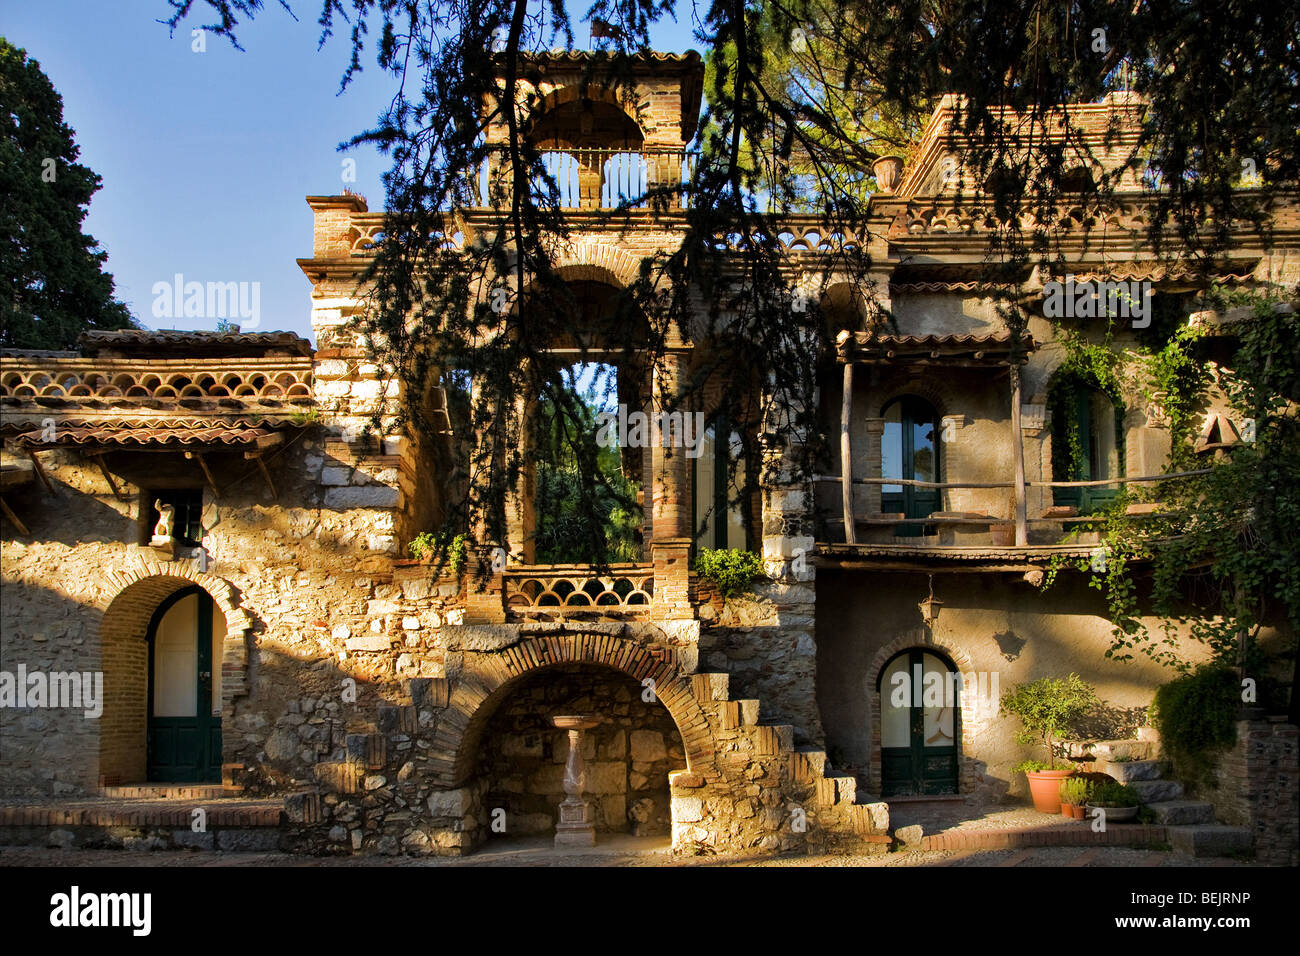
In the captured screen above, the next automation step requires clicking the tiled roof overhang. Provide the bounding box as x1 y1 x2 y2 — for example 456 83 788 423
836 329 1035 366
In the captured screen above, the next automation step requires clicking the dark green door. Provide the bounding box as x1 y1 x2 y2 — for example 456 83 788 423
881 396 939 537
147 587 222 783
1051 386 1124 514
879 649 959 796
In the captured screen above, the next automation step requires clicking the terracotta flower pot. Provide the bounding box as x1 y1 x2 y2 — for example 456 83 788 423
1025 769 1075 814
1061 802 1075 818
1072 804 1086 820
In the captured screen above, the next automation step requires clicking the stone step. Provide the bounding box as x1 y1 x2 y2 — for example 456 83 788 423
1148 799 1216 826
1088 739 1155 761
814 772 858 807
1131 779 1184 802
690 672 730 704
752 723 794 755
1169 825 1253 858
1096 759 1161 782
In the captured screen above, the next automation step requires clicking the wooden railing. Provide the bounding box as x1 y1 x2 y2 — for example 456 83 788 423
815 469 1211 543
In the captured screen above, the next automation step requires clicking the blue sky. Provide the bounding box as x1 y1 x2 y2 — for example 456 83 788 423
4 1 701 343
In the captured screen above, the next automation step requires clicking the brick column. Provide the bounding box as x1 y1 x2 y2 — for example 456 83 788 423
650 538 693 621
650 350 690 541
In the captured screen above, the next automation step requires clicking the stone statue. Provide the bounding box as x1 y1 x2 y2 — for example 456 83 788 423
152 499 174 543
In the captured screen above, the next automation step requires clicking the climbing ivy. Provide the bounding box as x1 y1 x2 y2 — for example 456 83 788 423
1040 285 1300 702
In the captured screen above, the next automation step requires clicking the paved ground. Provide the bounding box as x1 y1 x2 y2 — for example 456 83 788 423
0 834 1256 867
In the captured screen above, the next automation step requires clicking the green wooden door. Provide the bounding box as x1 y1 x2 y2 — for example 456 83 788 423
1052 387 1124 513
147 587 222 783
881 397 940 537
879 649 959 796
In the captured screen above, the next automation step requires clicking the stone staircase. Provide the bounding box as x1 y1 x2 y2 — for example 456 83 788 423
683 670 892 851
1082 733 1252 858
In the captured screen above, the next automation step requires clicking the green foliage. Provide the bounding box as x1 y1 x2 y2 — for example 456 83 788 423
1089 781 1140 808
1011 758 1057 774
694 548 765 598
1059 776 1092 805
0 39 136 349
408 531 468 576
1001 674 1099 769
1150 664 1240 788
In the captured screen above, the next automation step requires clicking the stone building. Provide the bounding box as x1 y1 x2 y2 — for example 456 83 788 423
1 52 1296 861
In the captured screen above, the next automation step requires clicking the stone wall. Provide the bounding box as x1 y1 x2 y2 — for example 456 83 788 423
1213 718 1299 866
476 664 684 836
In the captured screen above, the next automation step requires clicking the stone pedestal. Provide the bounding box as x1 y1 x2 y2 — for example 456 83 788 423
552 714 601 848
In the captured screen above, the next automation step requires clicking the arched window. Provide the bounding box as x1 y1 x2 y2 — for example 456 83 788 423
1049 375 1125 512
881 395 940 537
877 649 960 796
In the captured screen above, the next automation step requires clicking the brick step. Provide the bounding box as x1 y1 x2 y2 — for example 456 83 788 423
0 800 284 828
1095 759 1161 783
98 784 231 800
1130 779 1184 802
690 672 731 705
1169 825 1253 858
920 823 1168 851
1148 799 1216 826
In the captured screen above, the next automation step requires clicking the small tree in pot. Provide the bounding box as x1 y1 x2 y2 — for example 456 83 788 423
1001 673 1099 813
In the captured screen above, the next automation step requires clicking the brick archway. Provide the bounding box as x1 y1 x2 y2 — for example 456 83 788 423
95 561 254 785
431 633 716 789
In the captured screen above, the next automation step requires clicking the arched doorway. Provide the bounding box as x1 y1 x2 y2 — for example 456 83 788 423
146 585 225 782
881 395 940 537
877 648 960 796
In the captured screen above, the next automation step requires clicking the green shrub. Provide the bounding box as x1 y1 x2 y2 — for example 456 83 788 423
1001 674 1100 769
1150 664 1239 789
694 548 764 598
1089 781 1140 808
1011 759 1057 774
408 531 468 575
1059 777 1092 804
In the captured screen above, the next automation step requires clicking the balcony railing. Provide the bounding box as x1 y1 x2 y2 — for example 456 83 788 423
814 470 1211 550
502 562 654 620
476 146 699 210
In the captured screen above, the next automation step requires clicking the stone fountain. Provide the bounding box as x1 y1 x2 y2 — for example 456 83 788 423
551 713 601 847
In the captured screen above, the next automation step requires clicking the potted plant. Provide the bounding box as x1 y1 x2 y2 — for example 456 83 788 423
1001 674 1099 814
1059 777 1091 820
1086 781 1141 823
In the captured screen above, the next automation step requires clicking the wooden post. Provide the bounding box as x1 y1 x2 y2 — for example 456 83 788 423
841 362 856 545
1010 364 1028 547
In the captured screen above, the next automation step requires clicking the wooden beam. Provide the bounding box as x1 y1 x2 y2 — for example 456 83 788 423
246 452 277 499
94 456 127 501
1010 365 1028 547
25 449 56 496
840 362 856 545
187 451 221 498
0 494 30 535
